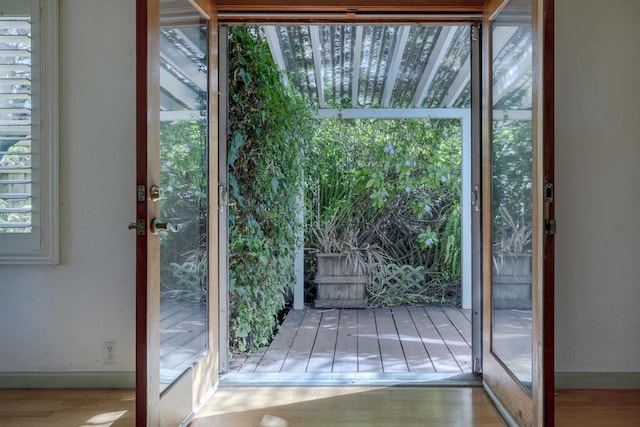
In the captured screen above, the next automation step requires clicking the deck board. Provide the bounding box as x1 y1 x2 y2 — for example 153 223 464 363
392 306 435 373
356 308 383 372
255 309 305 373
443 307 473 346
307 309 340 372
160 301 206 374
426 306 472 372
375 307 409 372
333 309 358 373
226 306 472 375
280 309 322 372
408 306 461 373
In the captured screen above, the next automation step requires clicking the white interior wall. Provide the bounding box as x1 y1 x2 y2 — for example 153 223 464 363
555 0 640 374
0 0 136 381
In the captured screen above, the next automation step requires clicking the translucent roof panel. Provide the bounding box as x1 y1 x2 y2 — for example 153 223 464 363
258 23 532 113
261 24 474 110
157 22 534 117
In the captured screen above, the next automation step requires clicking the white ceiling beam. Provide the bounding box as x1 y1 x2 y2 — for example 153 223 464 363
160 33 206 91
381 26 410 108
160 110 206 122
411 26 457 108
317 107 468 120
493 45 532 105
160 67 200 109
316 107 531 121
264 26 290 86
492 26 518 60
309 26 326 108
159 91 183 112
440 26 517 108
173 29 205 59
351 26 364 108
440 56 470 107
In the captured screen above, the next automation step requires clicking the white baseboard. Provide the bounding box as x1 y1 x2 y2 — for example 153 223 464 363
555 372 640 389
0 371 135 388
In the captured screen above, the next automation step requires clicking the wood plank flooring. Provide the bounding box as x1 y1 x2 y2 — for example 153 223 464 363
0 388 639 426
230 306 473 374
0 389 135 427
191 387 506 426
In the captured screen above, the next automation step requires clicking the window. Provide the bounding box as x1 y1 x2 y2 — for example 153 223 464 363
0 0 58 264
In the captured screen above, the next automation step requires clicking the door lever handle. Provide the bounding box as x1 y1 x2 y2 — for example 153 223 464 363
150 218 179 234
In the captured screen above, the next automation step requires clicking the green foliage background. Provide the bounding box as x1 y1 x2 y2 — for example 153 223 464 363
227 27 314 352
159 120 208 303
305 118 463 305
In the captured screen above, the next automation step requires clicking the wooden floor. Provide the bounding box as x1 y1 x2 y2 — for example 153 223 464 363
229 306 473 374
3 388 639 426
0 389 136 427
191 387 506 426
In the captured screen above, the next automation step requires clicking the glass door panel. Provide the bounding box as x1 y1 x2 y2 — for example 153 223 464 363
481 0 553 425
158 1 209 390
490 0 533 390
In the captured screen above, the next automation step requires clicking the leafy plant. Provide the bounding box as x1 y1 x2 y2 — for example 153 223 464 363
158 119 208 303
304 118 463 306
227 26 314 352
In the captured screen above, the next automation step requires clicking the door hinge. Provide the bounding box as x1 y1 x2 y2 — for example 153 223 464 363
137 185 146 202
544 218 556 235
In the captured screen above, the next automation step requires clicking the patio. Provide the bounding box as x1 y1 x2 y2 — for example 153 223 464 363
228 306 472 375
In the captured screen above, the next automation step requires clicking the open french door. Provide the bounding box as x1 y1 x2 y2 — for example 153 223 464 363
481 0 554 426
136 0 220 425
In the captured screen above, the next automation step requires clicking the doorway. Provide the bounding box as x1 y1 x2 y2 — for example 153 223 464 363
218 22 482 384
137 1 553 424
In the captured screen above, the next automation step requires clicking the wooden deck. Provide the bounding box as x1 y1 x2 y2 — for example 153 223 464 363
229 306 472 375
160 301 207 384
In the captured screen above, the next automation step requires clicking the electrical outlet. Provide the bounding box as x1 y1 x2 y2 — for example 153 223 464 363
103 341 117 364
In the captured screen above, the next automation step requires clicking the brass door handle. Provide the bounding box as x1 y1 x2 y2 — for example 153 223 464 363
150 218 179 234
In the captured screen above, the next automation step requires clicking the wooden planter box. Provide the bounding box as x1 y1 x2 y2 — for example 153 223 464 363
493 253 532 310
314 253 368 308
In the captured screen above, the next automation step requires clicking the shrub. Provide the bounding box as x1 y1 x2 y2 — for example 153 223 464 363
227 26 314 352
305 118 463 305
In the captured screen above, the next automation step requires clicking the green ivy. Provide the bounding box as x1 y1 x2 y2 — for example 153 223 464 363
227 26 314 353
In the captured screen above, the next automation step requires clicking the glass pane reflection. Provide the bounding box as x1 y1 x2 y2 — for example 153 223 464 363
158 0 209 389
491 0 533 390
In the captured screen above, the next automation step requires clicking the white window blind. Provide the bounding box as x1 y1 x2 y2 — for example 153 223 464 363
0 14 35 234
0 0 58 264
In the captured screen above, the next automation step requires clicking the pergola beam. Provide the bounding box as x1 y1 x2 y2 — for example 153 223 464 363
160 110 205 122
316 107 531 120
440 56 470 107
160 33 207 91
351 26 364 108
309 26 326 108
411 26 456 108
381 26 410 108
493 45 532 105
264 26 290 86
173 28 205 59
160 67 200 109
